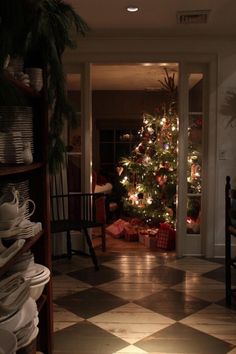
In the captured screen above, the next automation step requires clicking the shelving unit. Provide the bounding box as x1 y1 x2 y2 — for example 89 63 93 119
0 75 53 353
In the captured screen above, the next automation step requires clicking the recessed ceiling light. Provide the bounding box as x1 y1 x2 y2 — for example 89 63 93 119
126 6 139 13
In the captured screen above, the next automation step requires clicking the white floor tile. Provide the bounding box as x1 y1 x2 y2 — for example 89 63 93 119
180 303 236 345
88 302 175 344
166 257 222 275
172 276 225 302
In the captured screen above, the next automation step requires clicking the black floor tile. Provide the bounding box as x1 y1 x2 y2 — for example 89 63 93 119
203 266 236 285
143 265 187 286
217 296 236 309
135 288 210 320
54 287 128 319
67 265 124 286
53 321 129 354
135 322 234 354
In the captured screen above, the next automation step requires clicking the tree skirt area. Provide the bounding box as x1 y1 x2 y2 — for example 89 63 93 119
92 226 175 253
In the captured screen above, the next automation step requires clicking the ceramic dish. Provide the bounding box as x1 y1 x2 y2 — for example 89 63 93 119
30 276 50 301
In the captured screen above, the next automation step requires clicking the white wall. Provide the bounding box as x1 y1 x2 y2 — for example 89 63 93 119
63 35 236 257
215 50 236 257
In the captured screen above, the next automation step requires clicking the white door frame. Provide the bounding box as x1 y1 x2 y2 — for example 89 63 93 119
78 55 217 257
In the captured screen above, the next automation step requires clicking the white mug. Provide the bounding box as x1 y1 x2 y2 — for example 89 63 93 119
19 199 36 219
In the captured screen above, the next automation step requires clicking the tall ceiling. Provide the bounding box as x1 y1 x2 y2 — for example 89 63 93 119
65 0 236 91
67 0 236 37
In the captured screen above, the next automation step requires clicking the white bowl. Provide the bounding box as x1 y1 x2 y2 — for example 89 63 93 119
0 328 17 354
30 277 50 301
24 263 50 283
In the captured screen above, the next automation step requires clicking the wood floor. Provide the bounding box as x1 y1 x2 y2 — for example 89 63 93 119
52 235 236 354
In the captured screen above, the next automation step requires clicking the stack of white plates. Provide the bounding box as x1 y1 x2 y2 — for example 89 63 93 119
0 297 39 351
0 328 17 354
0 106 34 156
10 251 35 273
0 180 30 208
0 131 23 164
23 263 50 301
0 132 6 164
0 239 26 267
0 273 30 316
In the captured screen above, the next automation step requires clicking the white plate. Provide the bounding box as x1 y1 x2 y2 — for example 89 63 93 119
0 227 23 238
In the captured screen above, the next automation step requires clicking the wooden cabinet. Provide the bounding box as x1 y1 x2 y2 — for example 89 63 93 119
0 75 52 354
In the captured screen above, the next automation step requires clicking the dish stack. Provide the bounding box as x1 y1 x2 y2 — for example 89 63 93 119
11 252 51 301
0 187 42 242
0 273 39 352
0 328 17 354
0 131 24 164
0 106 34 165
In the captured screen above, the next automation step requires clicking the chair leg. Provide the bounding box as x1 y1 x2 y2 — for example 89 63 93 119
225 232 232 306
83 227 99 270
66 231 72 260
101 225 106 252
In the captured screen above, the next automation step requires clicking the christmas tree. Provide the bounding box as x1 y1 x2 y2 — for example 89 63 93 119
120 69 178 227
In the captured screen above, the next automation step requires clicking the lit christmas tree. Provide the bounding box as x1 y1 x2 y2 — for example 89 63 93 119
120 69 178 227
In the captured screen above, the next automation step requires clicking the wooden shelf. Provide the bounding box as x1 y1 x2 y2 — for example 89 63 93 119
1 62 52 354
0 162 44 177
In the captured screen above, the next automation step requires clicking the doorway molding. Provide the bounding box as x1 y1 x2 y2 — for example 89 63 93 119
68 53 217 258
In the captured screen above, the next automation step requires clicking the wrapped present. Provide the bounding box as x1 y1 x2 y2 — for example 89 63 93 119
106 218 129 238
123 224 139 241
129 218 144 226
138 227 158 244
147 228 158 237
156 226 176 250
139 233 145 244
144 234 158 250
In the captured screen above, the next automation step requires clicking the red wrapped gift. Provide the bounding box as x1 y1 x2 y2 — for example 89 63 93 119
123 224 139 242
156 226 176 250
106 219 129 238
129 218 144 226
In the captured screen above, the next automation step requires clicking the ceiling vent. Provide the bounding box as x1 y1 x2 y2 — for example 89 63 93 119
177 10 210 25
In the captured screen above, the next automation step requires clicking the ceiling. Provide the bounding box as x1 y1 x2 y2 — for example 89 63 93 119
65 0 236 91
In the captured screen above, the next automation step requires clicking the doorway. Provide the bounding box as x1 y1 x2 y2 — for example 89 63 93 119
66 62 210 257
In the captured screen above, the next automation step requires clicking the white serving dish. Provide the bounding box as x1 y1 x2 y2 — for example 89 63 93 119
24 263 50 284
30 276 50 301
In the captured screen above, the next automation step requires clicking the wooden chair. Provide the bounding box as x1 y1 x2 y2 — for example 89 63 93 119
225 176 236 306
50 163 106 270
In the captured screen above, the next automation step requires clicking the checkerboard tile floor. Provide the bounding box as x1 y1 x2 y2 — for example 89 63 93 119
52 250 236 354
